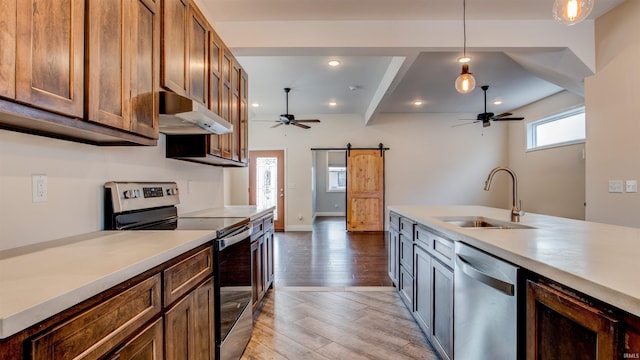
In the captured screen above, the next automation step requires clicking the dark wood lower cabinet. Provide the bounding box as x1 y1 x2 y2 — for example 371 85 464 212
251 213 274 313
108 319 164 360
165 277 215 360
526 280 619 360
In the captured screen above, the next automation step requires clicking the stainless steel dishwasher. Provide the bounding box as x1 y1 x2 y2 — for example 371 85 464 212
454 242 519 360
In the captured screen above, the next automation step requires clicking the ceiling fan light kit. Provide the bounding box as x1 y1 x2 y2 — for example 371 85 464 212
455 0 476 94
271 87 320 130
553 0 594 25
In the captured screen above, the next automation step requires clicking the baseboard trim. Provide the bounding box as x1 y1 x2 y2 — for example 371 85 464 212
314 212 345 217
284 225 313 231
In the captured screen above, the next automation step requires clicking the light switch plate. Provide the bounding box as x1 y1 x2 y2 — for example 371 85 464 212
626 180 638 193
609 180 623 193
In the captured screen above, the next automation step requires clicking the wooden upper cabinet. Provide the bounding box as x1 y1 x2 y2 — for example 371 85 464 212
239 69 248 163
86 0 130 131
188 4 208 106
86 0 159 139
0 0 16 99
219 47 233 158
208 31 223 156
15 0 84 118
161 0 189 97
129 0 160 138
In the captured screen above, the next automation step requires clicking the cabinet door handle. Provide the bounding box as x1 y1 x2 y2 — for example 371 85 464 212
456 254 515 296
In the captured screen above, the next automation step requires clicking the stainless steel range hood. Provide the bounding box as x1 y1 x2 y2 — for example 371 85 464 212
159 92 233 135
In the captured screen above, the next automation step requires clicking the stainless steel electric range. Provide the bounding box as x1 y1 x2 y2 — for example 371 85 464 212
104 181 252 360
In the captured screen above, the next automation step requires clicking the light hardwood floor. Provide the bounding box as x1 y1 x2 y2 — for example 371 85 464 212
241 217 438 359
241 290 438 360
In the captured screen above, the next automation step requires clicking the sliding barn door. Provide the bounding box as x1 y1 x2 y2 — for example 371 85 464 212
346 149 385 231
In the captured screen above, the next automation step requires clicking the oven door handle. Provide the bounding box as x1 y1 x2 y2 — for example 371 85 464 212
217 224 252 250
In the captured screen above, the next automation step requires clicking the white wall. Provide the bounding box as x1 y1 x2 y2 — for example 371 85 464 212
246 113 509 230
0 130 224 251
585 0 640 227
224 167 249 205
313 150 346 216
507 91 586 220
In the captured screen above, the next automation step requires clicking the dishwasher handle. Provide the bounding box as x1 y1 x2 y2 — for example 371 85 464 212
456 254 515 296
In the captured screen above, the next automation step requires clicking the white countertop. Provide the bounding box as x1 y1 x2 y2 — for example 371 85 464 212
182 205 275 220
388 205 640 318
0 230 216 339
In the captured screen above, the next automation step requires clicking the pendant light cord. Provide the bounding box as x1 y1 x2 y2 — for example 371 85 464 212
463 0 467 58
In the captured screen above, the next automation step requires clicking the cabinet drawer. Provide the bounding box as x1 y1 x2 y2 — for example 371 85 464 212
30 274 162 360
251 218 264 240
400 218 415 238
389 212 400 229
263 215 274 231
164 247 213 306
415 225 454 268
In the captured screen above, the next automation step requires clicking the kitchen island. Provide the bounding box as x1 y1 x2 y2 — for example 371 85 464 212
389 205 640 359
389 205 640 317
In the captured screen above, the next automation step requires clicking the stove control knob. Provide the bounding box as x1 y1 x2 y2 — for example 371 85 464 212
124 189 141 199
166 188 179 196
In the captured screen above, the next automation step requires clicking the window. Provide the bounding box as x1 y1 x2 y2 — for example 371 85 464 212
527 106 585 151
326 151 346 192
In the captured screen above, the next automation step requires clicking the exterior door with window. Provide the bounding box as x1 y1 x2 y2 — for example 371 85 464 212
249 150 285 231
346 149 385 231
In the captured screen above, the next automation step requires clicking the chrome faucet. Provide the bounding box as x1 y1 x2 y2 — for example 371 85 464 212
483 166 524 222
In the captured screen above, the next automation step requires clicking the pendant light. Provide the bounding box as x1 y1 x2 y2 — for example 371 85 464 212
455 0 476 94
552 0 594 25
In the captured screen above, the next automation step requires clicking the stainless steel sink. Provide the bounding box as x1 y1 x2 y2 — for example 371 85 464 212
436 216 535 230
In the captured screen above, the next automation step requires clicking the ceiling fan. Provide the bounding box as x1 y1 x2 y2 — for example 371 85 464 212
271 88 320 129
457 85 525 128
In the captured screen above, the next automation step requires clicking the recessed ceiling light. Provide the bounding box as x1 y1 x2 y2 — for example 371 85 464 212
457 56 471 64
329 102 337 107
328 60 341 67
413 101 423 106
493 100 503 105
251 103 260 108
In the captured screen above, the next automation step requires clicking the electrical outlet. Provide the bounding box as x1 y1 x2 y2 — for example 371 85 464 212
609 180 623 193
32 174 48 203
626 180 638 193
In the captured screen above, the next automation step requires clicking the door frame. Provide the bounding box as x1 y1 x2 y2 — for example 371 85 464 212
249 149 285 231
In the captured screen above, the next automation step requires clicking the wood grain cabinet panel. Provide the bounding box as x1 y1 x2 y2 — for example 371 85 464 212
86 0 129 130
526 280 619 360
188 4 208 106
30 274 162 360
128 0 160 138
108 319 164 360
161 0 189 96
165 277 214 360
16 0 84 117
207 30 223 156
163 247 213 306
84 0 160 139
239 69 248 163
0 0 16 99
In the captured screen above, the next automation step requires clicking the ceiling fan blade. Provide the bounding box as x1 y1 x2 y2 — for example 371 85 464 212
493 117 524 121
271 123 284 128
293 123 311 129
451 121 478 127
492 112 513 119
295 119 320 123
